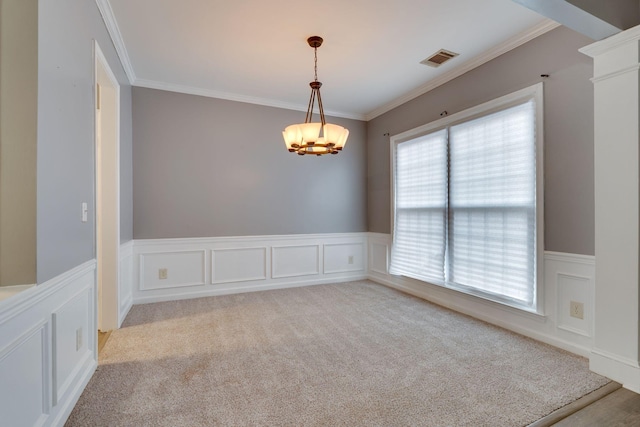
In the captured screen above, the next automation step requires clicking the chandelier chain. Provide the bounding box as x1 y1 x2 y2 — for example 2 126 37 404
314 47 318 82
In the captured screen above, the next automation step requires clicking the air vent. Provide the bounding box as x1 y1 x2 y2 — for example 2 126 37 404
420 49 459 68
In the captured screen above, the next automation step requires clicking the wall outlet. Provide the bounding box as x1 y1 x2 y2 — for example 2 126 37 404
570 301 584 319
76 328 83 351
81 202 88 223
348 256 354 265
159 268 168 280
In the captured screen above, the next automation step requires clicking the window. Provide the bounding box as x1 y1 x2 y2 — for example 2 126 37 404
389 84 543 312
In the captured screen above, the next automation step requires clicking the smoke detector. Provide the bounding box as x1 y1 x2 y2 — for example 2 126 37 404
420 49 459 67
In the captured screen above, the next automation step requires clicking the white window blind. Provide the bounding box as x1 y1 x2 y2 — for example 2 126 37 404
389 89 540 310
389 129 448 284
449 100 536 305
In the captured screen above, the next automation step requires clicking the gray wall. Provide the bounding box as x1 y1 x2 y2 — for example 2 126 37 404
132 87 367 238
37 0 133 283
120 83 134 242
367 26 595 255
566 0 640 30
0 0 37 286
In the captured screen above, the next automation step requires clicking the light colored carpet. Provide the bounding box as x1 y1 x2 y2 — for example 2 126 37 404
66 281 609 426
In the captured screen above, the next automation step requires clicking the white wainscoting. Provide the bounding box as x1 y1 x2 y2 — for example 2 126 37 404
51 287 92 406
367 233 596 357
0 260 97 427
271 245 319 279
212 247 267 284
0 320 49 427
139 250 207 290
132 233 368 304
119 240 134 327
323 243 365 274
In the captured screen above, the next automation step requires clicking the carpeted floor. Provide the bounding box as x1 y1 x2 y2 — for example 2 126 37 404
66 281 609 426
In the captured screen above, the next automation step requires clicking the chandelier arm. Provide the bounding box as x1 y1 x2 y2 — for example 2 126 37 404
305 88 316 123
316 89 326 126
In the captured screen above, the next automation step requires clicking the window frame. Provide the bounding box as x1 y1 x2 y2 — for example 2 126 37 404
389 83 544 314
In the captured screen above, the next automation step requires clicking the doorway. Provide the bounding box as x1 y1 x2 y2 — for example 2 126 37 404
94 41 120 336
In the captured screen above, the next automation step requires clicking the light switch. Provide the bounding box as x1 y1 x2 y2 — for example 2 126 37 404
81 202 88 222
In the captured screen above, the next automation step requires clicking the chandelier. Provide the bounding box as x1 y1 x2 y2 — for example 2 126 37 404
282 36 349 156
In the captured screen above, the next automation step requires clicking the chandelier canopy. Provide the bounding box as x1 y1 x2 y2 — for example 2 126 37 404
283 36 349 156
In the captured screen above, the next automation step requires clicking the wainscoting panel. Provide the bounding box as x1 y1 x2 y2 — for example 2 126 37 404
0 260 97 427
272 245 320 279
556 273 592 337
119 240 134 327
0 321 49 427
132 234 368 304
212 247 267 284
369 241 389 276
367 234 596 358
52 287 92 405
139 250 206 291
545 251 595 352
323 243 365 274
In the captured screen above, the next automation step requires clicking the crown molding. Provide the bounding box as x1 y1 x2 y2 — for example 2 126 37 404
580 24 640 58
364 19 561 121
94 2 557 123
95 0 136 84
133 79 367 121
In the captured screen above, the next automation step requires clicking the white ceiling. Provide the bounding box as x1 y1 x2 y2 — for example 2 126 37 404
103 0 555 120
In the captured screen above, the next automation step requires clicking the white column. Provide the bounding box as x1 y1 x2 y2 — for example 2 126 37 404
581 27 640 393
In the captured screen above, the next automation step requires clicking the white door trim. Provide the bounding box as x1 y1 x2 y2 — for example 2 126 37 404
94 40 121 331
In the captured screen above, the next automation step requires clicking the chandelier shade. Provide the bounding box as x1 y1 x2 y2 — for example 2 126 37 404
283 36 349 156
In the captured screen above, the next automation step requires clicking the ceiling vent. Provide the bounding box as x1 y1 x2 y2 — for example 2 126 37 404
420 49 459 68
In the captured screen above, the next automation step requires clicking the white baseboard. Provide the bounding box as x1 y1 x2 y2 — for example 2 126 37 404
132 233 368 304
47 358 97 427
118 293 133 325
0 260 97 427
590 349 640 393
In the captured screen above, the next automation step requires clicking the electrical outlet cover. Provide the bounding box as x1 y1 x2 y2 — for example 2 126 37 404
76 328 83 351
570 301 584 320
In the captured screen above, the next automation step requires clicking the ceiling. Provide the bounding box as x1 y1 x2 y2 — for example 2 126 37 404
102 0 555 120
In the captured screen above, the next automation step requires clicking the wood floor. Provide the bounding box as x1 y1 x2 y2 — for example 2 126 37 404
97 330 111 355
552 386 640 426
529 381 640 426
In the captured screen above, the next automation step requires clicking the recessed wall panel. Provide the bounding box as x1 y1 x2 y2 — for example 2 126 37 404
370 243 389 275
212 247 267 284
557 273 592 337
140 250 206 290
0 324 48 427
272 245 319 279
324 243 364 274
52 288 91 404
